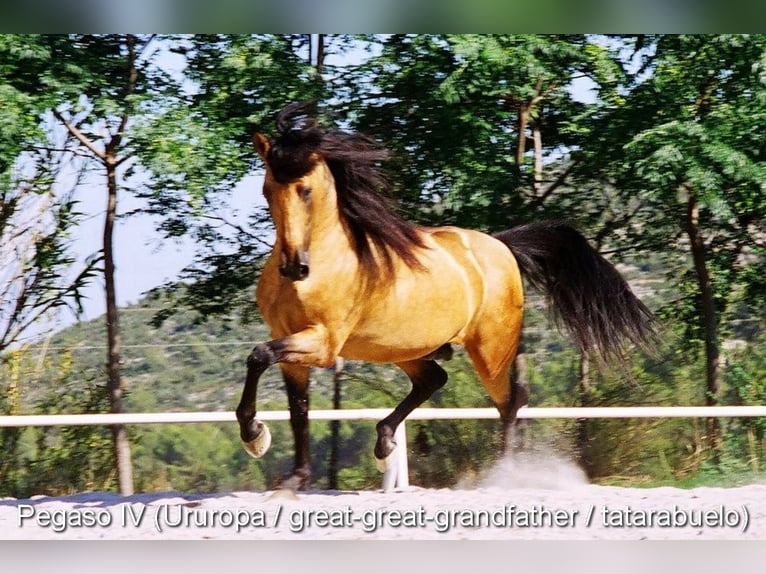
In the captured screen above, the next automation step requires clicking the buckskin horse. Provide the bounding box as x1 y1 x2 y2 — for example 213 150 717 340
236 102 654 491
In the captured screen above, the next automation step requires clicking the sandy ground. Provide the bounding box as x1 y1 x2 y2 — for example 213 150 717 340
2 453 765 540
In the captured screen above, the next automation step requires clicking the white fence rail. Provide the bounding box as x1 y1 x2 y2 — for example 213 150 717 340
2 406 766 491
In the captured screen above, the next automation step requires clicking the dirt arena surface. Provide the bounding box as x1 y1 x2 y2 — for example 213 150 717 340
2 453 765 540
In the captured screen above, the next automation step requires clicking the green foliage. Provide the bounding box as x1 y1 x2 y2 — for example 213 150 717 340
0 352 115 497
344 34 602 231
0 36 100 354
723 332 766 473
578 35 766 307
131 423 267 493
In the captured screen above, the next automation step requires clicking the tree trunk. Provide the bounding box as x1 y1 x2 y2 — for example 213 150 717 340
533 121 543 196
516 105 530 168
686 193 722 463
308 34 325 75
105 158 133 495
315 34 325 75
514 77 545 170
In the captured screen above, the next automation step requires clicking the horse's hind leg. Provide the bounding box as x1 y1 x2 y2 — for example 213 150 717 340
374 359 447 469
467 350 529 454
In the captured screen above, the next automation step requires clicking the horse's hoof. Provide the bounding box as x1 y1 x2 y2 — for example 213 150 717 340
269 488 300 501
374 430 397 472
242 421 271 459
375 447 396 473
278 472 311 492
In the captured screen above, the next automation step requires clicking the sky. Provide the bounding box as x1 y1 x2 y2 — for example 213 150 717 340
61 173 265 323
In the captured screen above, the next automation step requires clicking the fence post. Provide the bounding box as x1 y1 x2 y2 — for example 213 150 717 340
395 421 409 489
381 421 409 491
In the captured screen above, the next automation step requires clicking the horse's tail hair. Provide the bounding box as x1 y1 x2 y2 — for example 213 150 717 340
494 221 656 362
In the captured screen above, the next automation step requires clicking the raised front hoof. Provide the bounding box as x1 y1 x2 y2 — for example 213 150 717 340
242 421 272 459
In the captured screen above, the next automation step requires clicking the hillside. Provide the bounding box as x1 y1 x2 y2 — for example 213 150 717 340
41 293 282 414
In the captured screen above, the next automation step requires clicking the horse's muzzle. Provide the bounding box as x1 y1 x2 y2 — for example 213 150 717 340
279 249 310 281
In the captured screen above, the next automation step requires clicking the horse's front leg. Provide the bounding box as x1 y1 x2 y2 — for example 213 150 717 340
279 363 311 491
235 327 333 491
235 342 277 460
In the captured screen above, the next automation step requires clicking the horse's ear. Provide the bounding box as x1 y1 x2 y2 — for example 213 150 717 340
253 133 270 160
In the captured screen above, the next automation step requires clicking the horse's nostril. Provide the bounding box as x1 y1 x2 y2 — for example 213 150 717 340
299 264 310 278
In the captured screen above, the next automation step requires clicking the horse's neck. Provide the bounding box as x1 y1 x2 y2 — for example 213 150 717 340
311 204 351 251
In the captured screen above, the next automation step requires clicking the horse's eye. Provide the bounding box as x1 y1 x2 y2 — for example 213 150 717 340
298 186 312 201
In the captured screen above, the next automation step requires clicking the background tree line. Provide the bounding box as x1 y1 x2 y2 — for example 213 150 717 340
1 34 765 496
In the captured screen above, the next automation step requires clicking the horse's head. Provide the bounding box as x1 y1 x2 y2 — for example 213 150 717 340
253 131 335 282
254 102 425 284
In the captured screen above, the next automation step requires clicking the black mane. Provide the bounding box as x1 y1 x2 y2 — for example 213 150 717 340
263 102 426 279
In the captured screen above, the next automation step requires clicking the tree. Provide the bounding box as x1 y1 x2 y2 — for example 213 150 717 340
0 37 97 354
0 152 95 355
1 36 100 495
342 35 613 228
19 33 232 495
40 34 153 495
575 35 766 460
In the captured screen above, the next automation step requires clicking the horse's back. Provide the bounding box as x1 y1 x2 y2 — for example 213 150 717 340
427 225 523 307
337 227 476 361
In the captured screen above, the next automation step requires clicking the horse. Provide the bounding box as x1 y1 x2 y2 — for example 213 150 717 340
236 102 654 491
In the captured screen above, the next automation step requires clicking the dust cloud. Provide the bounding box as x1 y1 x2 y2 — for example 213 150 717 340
458 447 589 491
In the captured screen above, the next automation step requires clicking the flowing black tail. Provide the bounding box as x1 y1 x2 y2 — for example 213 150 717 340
494 221 655 361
